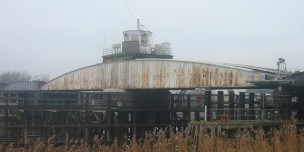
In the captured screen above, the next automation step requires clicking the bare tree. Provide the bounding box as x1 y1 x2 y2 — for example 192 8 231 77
32 74 50 82
0 71 32 84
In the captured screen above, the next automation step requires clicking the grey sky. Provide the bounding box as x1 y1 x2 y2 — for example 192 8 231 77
0 0 303 79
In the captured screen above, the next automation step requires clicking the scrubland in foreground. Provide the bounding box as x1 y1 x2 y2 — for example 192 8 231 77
1 122 304 152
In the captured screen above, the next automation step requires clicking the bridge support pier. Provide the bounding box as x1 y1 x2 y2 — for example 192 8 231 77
249 93 255 120
218 91 224 116
205 90 212 121
229 91 235 120
132 112 136 138
106 112 113 141
23 127 28 144
239 92 245 120
65 128 69 143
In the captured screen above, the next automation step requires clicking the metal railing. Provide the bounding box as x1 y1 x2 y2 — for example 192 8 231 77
204 108 289 121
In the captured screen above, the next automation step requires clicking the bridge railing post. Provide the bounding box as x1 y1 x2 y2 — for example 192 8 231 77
205 90 212 121
239 92 245 120
249 93 255 120
229 91 235 120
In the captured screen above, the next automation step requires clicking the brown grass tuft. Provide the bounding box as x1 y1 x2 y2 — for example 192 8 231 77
1 123 303 152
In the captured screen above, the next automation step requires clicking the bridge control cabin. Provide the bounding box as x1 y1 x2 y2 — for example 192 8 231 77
102 20 173 63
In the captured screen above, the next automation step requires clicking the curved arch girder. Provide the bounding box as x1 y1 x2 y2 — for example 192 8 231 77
42 60 266 90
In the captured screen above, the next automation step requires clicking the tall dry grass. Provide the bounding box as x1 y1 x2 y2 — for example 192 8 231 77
2 122 304 152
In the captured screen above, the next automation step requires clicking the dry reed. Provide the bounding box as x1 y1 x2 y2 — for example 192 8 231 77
1 122 303 152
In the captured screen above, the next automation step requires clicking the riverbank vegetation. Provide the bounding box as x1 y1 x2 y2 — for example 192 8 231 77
1 122 303 152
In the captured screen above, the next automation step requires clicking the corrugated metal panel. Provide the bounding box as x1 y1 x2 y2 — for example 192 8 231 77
42 60 264 90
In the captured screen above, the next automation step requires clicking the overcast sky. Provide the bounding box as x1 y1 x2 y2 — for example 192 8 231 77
0 0 303 79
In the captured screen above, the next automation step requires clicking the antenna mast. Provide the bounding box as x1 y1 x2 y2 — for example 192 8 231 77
137 19 140 30
137 19 144 30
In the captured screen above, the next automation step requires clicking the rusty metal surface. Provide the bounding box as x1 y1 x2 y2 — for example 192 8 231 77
42 60 266 90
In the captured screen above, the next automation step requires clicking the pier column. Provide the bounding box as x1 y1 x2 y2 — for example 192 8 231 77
194 112 199 121
170 95 176 126
23 97 29 144
0 93 4 137
217 91 224 115
106 94 113 141
249 93 255 120
118 112 129 137
84 127 88 142
229 91 235 120
260 94 265 109
42 111 47 141
23 110 28 144
106 112 113 141
65 129 69 143
65 112 70 143
183 95 191 122
205 90 212 121
239 92 245 120
217 125 222 136
132 112 136 138
6 93 10 137
84 94 89 142
23 127 28 144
